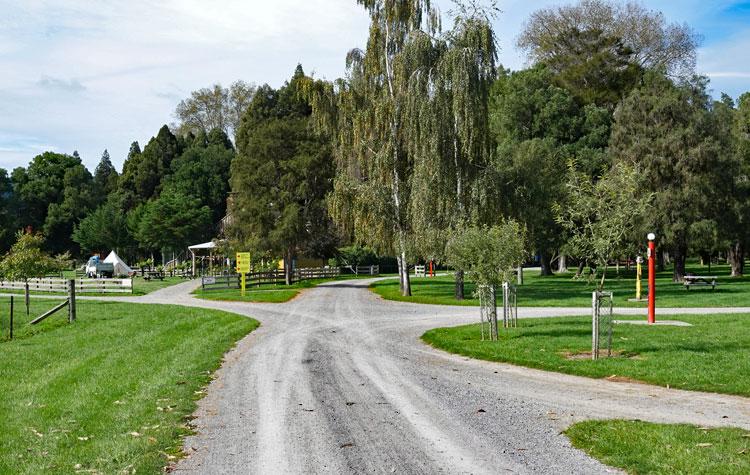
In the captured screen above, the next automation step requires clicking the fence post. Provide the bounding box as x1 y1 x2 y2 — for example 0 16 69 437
68 279 76 323
25 282 30 316
9 295 13 340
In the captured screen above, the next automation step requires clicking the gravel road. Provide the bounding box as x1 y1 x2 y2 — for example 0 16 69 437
11 279 749 473
118 278 749 475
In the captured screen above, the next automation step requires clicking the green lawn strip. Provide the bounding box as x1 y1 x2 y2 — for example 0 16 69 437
371 264 750 308
422 313 750 396
0 299 258 473
192 273 397 303
193 287 300 303
0 276 186 298
565 420 750 474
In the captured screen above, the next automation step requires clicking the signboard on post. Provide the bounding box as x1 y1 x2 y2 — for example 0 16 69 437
236 252 251 296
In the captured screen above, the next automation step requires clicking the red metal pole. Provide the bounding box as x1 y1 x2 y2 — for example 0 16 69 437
648 235 656 324
429 260 434 277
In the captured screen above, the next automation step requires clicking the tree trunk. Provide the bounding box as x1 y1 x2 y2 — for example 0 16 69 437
672 246 687 282
657 250 665 272
557 254 567 273
575 261 585 278
284 251 294 286
397 253 411 297
539 251 554 276
517 265 524 285
729 242 744 277
454 269 465 300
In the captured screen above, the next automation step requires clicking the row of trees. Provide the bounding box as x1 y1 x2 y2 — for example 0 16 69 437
226 0 750 296
0 126 234 263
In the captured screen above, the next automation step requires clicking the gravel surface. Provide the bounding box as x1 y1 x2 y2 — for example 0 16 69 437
135 278 749 474
10 279 750 473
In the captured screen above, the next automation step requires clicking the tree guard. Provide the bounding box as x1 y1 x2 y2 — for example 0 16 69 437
478 282 518 341
478 284 498 341
502 282 518 329
592 291 614 360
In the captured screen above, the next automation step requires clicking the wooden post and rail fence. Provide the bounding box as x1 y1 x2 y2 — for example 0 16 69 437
0 277 132 294
4 279 77 340
200 266 377 291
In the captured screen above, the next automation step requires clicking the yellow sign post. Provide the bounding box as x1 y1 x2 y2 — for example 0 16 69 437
236 252 251 296
635 256 643 300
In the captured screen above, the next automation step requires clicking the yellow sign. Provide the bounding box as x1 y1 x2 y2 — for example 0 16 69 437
236 252 251 296
236 252 251 273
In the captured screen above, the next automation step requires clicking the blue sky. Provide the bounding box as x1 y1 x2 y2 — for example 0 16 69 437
1 0 749 172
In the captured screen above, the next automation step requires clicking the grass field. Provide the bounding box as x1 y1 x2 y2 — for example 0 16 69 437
565 420 750 474
0 298 258 473
193 273 394 303
371 264 750 308
422 313 750 396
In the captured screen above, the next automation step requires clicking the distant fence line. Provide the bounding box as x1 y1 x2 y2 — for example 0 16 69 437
201 266 380 291
0 277 133 294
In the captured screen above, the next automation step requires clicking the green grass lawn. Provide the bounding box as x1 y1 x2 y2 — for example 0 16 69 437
422 313 750 396
0 297 258 473
566 420 750 474
192 273 395 303
130 276 189 295
193 287 300 303
371 264 750 308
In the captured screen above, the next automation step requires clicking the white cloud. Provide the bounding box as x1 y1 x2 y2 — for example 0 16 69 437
0 0 370 170
0 0 748 171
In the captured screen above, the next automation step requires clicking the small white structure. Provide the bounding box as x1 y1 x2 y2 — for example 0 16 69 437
188 241 218 276
103 251 133 277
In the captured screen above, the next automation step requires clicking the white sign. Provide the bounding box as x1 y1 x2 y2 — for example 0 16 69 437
204 277 216 285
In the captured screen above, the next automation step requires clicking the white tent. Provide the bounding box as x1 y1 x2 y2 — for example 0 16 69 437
103 251 133 277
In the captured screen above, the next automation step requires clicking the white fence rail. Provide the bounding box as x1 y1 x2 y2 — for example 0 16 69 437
0 277 133 294
354 265 379 275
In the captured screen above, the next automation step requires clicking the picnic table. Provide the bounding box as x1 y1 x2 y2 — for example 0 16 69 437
684 275 717 290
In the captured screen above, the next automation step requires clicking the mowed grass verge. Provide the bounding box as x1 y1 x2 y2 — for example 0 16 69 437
192 273 394 303
371 264 750 308
422 314 750 396
0 298 258 473
565 420 750 474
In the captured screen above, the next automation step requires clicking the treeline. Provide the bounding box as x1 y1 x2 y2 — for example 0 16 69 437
0 126 235 263
2 0 749 290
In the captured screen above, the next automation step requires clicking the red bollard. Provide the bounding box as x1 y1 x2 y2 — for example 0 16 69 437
647 233 656 324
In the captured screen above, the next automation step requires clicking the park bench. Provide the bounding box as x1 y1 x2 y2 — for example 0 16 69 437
684 275 717 290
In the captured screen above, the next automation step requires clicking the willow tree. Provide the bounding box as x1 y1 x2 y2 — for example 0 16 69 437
408 9 497 300
305 1 496 297
305 0 441 296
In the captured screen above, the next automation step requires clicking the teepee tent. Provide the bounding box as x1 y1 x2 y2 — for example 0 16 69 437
103 251 133 277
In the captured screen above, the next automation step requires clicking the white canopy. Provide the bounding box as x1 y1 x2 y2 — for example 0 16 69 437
188 241 217 250
103 251 133 277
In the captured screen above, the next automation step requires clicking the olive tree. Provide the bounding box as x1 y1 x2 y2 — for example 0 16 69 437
554 161 652 290
446 221 527 339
